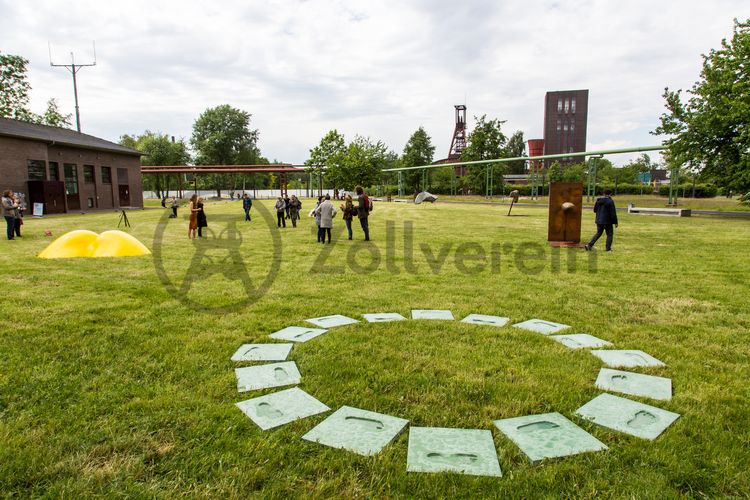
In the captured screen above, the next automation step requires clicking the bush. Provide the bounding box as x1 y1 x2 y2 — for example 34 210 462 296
657 183 717 198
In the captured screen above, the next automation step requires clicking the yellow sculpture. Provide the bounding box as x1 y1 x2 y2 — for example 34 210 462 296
38 230 151 259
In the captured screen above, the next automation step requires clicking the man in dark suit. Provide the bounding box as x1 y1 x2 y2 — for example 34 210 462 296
585 189 618 252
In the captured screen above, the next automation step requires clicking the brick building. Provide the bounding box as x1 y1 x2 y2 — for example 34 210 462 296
0 117 143 214
543 89 588 167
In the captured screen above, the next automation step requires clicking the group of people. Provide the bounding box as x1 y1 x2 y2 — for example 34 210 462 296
1 190 24 240
186 194 208 239
274 195 302 228
310 186 372 243
171 188 374 243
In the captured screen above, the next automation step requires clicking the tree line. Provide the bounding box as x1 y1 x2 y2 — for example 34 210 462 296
2 18 747 198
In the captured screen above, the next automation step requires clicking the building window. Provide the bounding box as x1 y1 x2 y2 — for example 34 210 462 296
117 168 129 185
27 160 46 181
569 146 574 153
563 122 569 131
572 97 576 113
570 122 575 132
556 119 561 132
49 161 60 181
87 198 95 208
83 165 95 183
101 166 112 184
64 163 79 195
564 99 569 113
557 98 562 112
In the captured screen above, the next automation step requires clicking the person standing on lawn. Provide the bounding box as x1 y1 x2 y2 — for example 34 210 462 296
585 189 618 252
355 186 371 241
196 197 208 238
170 196 179 218
1 190 18 240
315 194 337 244
275 197 286 228
288 195 302 228
242 194 253 221
340 194 356 240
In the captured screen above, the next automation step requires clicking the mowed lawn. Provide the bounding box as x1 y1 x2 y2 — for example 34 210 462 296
1 199 748 498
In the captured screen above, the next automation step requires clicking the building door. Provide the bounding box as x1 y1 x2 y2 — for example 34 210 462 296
27 181 66 214
118 185 130 206
117 168 130 206
64 163 80 210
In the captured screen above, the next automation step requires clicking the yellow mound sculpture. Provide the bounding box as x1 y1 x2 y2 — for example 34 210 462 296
38 230 151 259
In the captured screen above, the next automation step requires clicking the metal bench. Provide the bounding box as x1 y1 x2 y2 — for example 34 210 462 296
627 203 691 217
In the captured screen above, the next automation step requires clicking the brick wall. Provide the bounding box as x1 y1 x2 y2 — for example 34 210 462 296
0 136 143 211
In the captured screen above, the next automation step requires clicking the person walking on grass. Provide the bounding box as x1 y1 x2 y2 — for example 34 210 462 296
275 197 286 228
288 195 302 228
242 193 253 221
284 195 291 219
2 190 18 241
315 194 337 244
196 197 208 238
355 186 372 241
188 193 199 239
340 194 356 240
170 196 179 218
585 189 618 252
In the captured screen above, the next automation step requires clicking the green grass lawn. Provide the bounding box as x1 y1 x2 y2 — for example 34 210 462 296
1 199 749 497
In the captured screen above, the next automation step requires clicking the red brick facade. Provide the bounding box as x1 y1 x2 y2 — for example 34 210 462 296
0 132 143 213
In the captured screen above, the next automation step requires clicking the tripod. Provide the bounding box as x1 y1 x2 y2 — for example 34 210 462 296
118 209 130 228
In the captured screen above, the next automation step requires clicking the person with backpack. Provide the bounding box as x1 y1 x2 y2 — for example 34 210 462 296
355 185 372 241
340 194 356 240
288 195 302 228
284 195 292 219
242 194 253 221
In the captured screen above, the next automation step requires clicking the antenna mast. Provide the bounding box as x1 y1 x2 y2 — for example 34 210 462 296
49 41 96 132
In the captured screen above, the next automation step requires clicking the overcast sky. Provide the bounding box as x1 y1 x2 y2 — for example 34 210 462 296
2 0 748 166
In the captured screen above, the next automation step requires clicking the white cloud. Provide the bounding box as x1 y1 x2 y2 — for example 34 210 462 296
1 0 747 166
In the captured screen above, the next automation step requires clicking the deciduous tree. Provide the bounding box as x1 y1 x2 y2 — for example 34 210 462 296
120 131 191 198
307 129 347 194
400 126 435 193
461 115 508 194
191 105 260 197
654 18 750 193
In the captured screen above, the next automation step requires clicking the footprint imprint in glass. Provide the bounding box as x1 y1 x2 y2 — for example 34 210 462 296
494 412 607 464
230 343 293 362
576 393 680 440
595 368 673 400
235 362 301 392
236 387 330 430
407 427 501 477
302 406 408 456
512 319 570 335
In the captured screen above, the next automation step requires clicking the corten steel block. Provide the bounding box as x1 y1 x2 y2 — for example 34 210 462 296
548 182 583 244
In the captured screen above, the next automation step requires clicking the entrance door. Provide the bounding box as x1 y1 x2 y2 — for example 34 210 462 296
27 181 66 214
119 185 130 206
117 168 130 206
